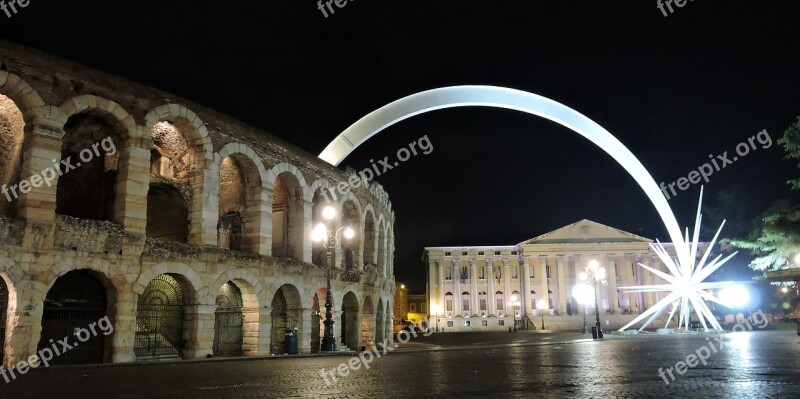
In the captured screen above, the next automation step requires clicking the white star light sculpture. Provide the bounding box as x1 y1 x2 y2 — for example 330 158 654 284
619 187 740 332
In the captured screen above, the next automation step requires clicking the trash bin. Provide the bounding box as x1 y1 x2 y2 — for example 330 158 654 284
591 326 598 339
285 329 298 355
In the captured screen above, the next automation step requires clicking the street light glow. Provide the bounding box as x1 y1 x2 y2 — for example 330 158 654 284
781 286 789 293
572 283 594 306
537 299 548 310
579 272 588 281
588 259 599 271
311 223 327 242
719 285 751 308
322 206 336 220
596 267 606 281
343 227 355 239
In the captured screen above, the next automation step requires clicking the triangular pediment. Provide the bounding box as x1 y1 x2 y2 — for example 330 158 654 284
519 219 652 245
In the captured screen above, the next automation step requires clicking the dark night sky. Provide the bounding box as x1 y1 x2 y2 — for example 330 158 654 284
2 1 800 292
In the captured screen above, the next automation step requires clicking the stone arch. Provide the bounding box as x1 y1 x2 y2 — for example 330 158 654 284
0 71 45 122
267 162 307 260
0 81 32 218
268 283 303 354
212 143 269 254
377 217 387 277
135 262 208 305
340 291 360 350
362 207 377 268
361 295 375 347
338 193 362 271
210 271 263 356
0 256 22 367
144 104 215 246
318 85 687 255
135 272 199 360
55 96 135 224
376 297 385 344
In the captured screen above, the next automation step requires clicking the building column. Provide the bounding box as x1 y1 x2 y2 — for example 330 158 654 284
258 307 272 355
502 258 511 315
184 304 216 359
643 255 655 309
469 258 478 315
452 259 461 315
607 256 619 313
556 256 567 314
111 288 137 363
539 256 549 312
436 260 444 316
621 254 636 312
486 259 495 315
519 255 530 316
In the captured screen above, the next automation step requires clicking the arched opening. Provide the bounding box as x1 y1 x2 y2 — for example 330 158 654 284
150 120 196 181
341 292 359 350
56 114 123 221
0 276 10 363
363 210 376 267
270 284 302 354
376 298 385 344
213 282 243 357
146 183 189 243
39 270 113 364
385 302 392 338
218 155 262 252
377 220 386 276
135 274 190 360
272 172 303 260
340 200 360 270
361 296 374 347
311 189 333 267
0 94 25 218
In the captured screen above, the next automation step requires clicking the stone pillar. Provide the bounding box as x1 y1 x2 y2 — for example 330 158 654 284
300 198 313 263
486 259 495 315
607 257 619 313
452 259 461 314
519 255 530 316
183 304 216 359
16 125 61 223
298 308 312 353
111 289 137 363
539 256 549 312
113 137 151 236
245 187 271 256
241 305 261 357
258 307 272 355
502 258 511 315
557 256 567 314
2 279 47 367
469 259 478 315
620 254 636 313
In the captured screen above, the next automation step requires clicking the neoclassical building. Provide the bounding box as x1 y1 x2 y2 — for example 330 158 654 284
0 40 395 366
424 220 704 332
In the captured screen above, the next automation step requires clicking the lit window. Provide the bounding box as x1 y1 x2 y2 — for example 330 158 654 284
481 320 488 327
446 300 453 312
464 320 471 327
447 321 454 327
498 320 505 326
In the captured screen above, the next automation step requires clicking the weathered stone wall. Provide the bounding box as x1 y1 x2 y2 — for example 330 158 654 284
0 40 397 366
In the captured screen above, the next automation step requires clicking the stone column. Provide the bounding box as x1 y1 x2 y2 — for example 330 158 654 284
607 257 619 313
502 258 511 315
557 256 567 314
519 255 529 316
183 304 216 359
452 259 461 314
257 307 272 355
298 308 312 353
486 259 495 315
2 279 47 367
17 125 63 251
574 255 584 315
469 259 478 315
113 137 151 237
539 256 549 311
111 289 137 363
300 198 314 263
620 254 636 313
245 187 271 256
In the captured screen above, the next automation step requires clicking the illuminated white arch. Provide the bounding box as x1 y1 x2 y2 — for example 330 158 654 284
319 85 686 255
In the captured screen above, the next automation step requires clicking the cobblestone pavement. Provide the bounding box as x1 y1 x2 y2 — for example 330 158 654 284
1 331 798 398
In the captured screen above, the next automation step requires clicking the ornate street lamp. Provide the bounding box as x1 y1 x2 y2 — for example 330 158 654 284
537 299 549 331
580 259 608 339
311 205 355 352
508 294 520 332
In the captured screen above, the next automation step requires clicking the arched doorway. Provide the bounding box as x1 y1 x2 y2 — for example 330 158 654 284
310 290 323 353
341 292 359 350
377 220 386 275
376 298 385 344
272 173 304 260
363 211 376 267
146 183 189 243
0 277 9 362
39 270 110 364
362 296 374 347
270 284 302 354
135 274 187 359
213 282 244 357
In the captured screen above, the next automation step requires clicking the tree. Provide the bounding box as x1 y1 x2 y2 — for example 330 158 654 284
729 117 800 272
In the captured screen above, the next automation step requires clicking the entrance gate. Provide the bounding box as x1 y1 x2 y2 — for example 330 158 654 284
213 282 243 357
135 274 185 359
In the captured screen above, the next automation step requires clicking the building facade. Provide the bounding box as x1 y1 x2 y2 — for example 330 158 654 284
424 220 703 332
0 41 395 366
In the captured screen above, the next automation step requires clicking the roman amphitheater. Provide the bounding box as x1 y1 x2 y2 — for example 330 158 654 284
0 40 396 366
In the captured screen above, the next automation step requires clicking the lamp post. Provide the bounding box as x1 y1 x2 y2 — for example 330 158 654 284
508 294 520 332
579 259 608 339
311 205 355 352
537 299 548 331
